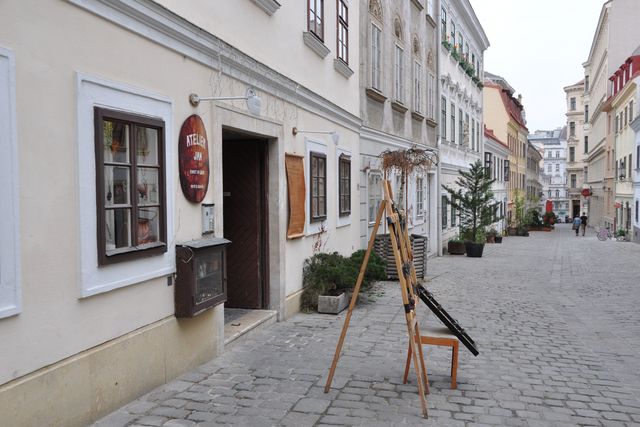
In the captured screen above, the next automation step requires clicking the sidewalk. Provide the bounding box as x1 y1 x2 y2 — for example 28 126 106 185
94 224 640 426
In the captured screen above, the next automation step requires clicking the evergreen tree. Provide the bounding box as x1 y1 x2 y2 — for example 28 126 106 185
442 160 501 243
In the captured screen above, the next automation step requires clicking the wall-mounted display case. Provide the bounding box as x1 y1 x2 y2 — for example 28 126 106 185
175 238 230 317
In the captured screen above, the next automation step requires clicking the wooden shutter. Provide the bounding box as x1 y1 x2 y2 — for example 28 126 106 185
285 153 306 239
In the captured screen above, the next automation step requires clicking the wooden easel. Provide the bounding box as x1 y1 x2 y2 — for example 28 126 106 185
324 180 430 418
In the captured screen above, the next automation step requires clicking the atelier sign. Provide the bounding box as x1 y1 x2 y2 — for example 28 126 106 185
179 114 210 202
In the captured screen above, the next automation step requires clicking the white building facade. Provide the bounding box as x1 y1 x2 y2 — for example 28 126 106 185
438 0 489 249
360 0 440 253
483 128 510 233
0 0 363 424
530 129 570 219
564 79 589 218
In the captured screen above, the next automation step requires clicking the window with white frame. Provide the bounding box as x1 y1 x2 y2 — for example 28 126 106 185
416 177 424 218
442 195 448 229
310 151 327 221
458 108 463 145
368 170 383 223
441 96 447 139
394 45 404 103
338 154 351 216
0 47 21 318
427 73 435 120
450 102 456 143
441 7 447 41
76 74 175 297
371 23 382 90
413 61 422 113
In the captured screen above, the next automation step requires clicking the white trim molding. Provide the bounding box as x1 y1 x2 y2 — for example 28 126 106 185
75 73 176 297
0 46 21 319
250 0 281 16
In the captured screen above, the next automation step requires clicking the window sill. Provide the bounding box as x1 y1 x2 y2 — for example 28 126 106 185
426 14 437 28
411 111 425 122
249 0 281 15
426 118 437 128
410 0 424 10
334 59 354 79
303 31 330 58
391 101 408 114
366 87 387 103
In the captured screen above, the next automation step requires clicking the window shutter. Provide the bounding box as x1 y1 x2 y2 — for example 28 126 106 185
285 153 306 239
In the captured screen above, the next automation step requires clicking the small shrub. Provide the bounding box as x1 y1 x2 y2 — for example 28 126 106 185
301 250 386 312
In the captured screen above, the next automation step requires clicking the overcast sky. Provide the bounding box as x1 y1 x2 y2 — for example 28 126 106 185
469 0 605 133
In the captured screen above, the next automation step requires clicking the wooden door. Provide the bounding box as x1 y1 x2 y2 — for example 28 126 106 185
223 139 268 309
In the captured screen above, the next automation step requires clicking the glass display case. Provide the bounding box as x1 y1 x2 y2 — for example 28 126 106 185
175 238 230 317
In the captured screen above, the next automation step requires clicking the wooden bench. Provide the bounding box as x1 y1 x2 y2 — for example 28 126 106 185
403 326 459 389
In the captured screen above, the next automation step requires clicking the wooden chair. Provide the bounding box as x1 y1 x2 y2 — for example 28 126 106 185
403 326 459 389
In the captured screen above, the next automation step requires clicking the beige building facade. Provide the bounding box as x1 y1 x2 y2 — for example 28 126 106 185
0 0 363 425
564 80 589 218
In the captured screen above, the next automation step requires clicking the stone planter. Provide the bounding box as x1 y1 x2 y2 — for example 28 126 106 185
317 292 349 314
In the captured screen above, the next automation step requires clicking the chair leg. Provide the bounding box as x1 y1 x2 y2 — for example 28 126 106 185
451 341 458 390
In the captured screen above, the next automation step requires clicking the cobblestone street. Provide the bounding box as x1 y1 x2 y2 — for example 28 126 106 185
95 225 640 426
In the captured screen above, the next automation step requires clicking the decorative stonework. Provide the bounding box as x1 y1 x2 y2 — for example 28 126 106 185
413 36 420 57
427 50 434 68
303 31 330 58
369 0 383 22
394 17 403 40
391 100 408 113
333 59 354 79
249 0 281 15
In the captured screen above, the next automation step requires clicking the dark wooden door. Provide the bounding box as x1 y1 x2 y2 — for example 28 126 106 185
223 139 268 308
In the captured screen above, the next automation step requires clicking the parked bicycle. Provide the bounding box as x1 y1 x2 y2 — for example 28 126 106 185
597 227 612 241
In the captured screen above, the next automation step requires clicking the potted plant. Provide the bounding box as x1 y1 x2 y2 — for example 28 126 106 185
443 160 501 258
486 228 497 243
301 251 385 314
447 235 466 255
616 228 627 241
542 211 556 229
494 232 503 244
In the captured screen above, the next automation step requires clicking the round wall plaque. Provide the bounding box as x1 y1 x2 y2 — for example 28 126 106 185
178 115 210 203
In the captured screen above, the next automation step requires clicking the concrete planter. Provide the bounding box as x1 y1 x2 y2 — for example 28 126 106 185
318 292 349 314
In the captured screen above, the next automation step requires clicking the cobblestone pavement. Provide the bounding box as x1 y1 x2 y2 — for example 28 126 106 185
95 225 640 426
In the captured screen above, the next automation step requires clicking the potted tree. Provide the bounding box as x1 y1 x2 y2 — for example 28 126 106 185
443 160 501 258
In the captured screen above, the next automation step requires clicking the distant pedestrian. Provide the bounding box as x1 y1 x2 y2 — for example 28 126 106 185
580 212 588 236
572 215 581 236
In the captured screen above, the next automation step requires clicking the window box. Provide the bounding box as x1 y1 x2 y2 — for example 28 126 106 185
334 58 354 79
175 238 230 317
303 31 330 58
366 87 387 103
441 40 452 52
249 0 281 15
391 100 408 114
450 48 460 61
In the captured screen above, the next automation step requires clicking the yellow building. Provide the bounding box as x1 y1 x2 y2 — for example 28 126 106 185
483 73 528 225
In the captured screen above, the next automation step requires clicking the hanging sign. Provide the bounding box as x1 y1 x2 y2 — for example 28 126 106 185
581 188 592 198
179 114 209 203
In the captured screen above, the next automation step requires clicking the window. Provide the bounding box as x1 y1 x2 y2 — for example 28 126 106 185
441 7 447 41
625 106 628 127
371 24 382 90
471 119 475 151
427 73 435 119
636 199 639 223
308 0 324 40
0 46 21 318
394 45 404 102
547 164 551 173
450 102 456 143
631 100 634 122
337 0 348 64
637 145 640 169
458 33 464 54
571 174 576 188
427 0 434 18
458 108 463 145
338 154 350 216
570 97 576 111
585 75 589 92
413 61 422 113
441 96 447 139
548 151 552 158
584 136 589 154
629 154 633 179
569 146 575 162
615 114 619 133
555 164 559 173
451 21 456 46
556 190 560 198
569 122 575 137
416 177 424 217
555 151 559 158
504 160 510 181
585 104 589 123
484 152 492 174
450 202 456 226
310 151 327 221
548 190 551 198
368 171 382 223
442 195 448 228
94 108 167 266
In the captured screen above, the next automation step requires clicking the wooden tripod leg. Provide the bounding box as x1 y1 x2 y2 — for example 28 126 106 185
414 323 430 395
403 340 412 384
324 201 387 393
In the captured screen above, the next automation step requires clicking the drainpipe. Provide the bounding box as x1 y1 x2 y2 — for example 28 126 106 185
436 0 443 257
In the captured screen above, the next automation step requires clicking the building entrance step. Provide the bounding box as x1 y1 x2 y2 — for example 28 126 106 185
223 308 277 345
